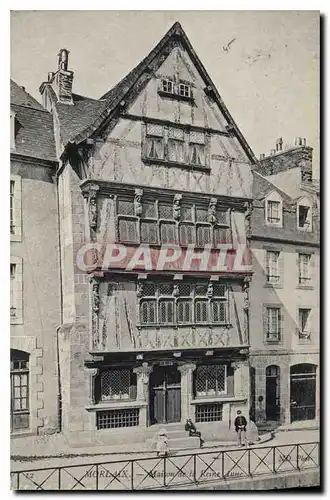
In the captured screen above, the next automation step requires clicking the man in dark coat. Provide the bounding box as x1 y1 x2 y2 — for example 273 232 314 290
185 418 204 448
234 410 248 447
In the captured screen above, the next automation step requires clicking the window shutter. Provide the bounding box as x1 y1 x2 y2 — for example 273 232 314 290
310 253 317 286
141 220 158 244
196 225 211 247
263 307 268 340
118 219 138 243
159 299 174 324
179 222 195 245
278 251 284 286
160 221 177 244
279 308 284 341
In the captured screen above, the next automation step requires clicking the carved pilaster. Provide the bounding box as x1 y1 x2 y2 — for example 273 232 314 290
84 367 99 405
208 197 217 224
173 193 182 221
90 276 101 349
244 201 253 239
136 280 144 298
178 363 196 420
134 188 143 217
242 276 251 344
133 362 153 402
82 183 99 233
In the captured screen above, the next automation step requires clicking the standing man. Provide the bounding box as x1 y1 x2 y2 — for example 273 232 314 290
234 410 248 447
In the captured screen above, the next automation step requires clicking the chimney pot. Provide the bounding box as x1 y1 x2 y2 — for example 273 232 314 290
270 149 276 155
48 72 54 82
276 137 283 151
58 48 70 71
260 153 265 160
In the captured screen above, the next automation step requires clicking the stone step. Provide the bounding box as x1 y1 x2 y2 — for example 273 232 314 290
148 435 201 451
146 423 185 433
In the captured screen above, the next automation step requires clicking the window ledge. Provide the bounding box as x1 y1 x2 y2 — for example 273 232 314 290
265 222 283 228
86 401 147 412
264 283 283 289
11 234 22 242
264 339 282 345
191 396 246 405
136 323 232 329
142 156 210 173
158 90 194 103
296 284 314 290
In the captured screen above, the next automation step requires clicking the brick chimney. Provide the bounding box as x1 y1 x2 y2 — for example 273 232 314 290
276 137 283 152
39 48 74 107
255 137 313 178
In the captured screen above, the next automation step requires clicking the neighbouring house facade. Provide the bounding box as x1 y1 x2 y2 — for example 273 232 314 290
10 80 60 437
37 22 257 445
249 138 320 428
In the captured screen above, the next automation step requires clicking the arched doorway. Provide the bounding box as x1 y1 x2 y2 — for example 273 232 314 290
266 365 280 421
290 364 316 422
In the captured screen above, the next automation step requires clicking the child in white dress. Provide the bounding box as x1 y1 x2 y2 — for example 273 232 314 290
156 429 168 457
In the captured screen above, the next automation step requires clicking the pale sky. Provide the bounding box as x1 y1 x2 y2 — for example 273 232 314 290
10 10 319 174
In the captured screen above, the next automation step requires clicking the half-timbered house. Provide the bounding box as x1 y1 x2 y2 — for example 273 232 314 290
39 22 256 445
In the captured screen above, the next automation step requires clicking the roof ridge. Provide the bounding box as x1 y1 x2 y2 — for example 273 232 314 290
253 171 293 200
11 102 50 114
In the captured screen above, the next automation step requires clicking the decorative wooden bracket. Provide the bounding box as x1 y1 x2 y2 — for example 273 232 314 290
134 188 143 217
173 193 182 221
208 197 217 224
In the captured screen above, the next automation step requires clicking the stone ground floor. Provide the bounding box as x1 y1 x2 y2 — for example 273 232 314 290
250 351 319 427
59 346 252 447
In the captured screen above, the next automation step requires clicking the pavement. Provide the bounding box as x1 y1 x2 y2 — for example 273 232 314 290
11 428 319 472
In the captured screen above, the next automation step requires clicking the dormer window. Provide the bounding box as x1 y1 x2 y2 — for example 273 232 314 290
267 201 280 224
265 192 283 227
161 79 174 94
179 83 191 98
298 205 310 228
297 197 313 231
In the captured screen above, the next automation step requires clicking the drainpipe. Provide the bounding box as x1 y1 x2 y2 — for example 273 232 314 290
56 325 62 433
55 167 64 433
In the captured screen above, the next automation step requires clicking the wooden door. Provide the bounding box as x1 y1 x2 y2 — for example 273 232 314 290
150 365 181 424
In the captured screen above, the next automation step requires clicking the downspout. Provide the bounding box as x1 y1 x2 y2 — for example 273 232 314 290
55 167 64 433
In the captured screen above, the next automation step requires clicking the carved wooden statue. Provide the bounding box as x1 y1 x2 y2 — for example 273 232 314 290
173 193 182 221
134 188 143 217
208 197 217 224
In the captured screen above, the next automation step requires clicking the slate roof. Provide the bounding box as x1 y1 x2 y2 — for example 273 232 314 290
252 171 292 204
11 80 45 111
11 80 57 162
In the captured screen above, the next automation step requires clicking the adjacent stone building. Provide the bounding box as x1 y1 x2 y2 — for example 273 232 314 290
10 80 60 436
37 22 256 446
249 139 320 428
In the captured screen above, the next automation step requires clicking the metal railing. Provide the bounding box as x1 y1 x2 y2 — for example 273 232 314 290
11 441 319 491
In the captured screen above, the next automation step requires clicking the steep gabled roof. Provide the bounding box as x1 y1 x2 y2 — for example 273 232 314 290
56 22 257 163
11 79 45 111
11 80 57 162
55 93 108 146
